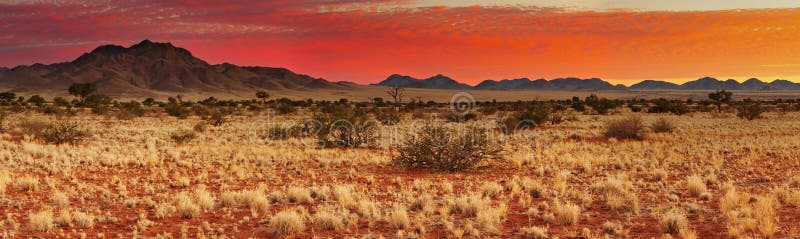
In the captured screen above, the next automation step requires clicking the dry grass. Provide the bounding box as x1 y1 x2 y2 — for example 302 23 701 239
388 204 410 229
28 210 54 232
551 200 581 225
660 209 688 235
269 209 305 236
2 109 799 238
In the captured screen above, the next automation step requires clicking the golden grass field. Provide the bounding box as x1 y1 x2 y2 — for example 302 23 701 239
1 107 799 238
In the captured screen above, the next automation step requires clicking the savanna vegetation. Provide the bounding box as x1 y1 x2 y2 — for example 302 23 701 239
0 85 798 237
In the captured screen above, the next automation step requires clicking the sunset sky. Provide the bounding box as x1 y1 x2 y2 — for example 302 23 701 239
1 0 800 85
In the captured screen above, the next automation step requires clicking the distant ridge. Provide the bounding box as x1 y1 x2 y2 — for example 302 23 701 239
0 40 351 96
374 74 472 89
376 74 800 91
2 40 799 96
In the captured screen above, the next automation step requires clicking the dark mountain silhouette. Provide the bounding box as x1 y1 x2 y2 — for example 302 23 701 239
379 74 800 91
629 80 681 90
475 78 542 90
375 74 472 89
0 40 350 96
680 77 742 90
3 40 799 95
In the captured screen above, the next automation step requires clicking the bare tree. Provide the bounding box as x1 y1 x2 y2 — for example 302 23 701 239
385 86 405 107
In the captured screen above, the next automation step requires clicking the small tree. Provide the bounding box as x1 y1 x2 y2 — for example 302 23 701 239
709 90 733 113
0 92 15 104
142 97 156 106
27 95 46 106
256 91 270 104
385 86 405 108
68 83 98 103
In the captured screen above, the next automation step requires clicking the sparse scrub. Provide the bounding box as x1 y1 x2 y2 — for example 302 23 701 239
686 175 707 198
389 204 410 229
392 124 502 172
651 118 675 133
312 209 344 230
521 226 549 239
737 103 764 120
16 176 39 192
604 116 646 140
170 130 197 144
40 120 90 145
269 209 305 236
551 200 580 225
286 186 314 204
660 209 688 235
29 210 54 232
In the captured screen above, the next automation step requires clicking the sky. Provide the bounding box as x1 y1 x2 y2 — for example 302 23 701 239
1 0 800 86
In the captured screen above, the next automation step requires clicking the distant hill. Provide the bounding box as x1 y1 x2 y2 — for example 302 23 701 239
375 74 472 89
631 77 800 91
378 74 800 91
630 80 681 90
2 40 799 97
0 40 351 96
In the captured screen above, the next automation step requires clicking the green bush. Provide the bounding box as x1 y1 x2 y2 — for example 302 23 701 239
604 116 646 140
392 124 502 172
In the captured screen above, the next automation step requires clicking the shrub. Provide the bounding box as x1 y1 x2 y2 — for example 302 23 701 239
552 200 581 225
375 108 401 125
18 120 49 139
604 116 646 140
392 124 502 172
0 110 7 130
737 103 764 120
203 110 226 127
40 121 90 145
170 131 196 144
651 118 675 133
660 209 688 235
521 226 549 239
388 204 410 229
276 103 297 115
313 109 379 148
164 103 190 118
312 209 343 230
686 175 707 198
585 94 620 114
269 210 305 236
116 101 146 120
28 210 54 232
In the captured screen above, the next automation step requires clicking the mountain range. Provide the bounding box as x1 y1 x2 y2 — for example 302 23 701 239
0 40 352 96
376 75 800 91
1 40 799 97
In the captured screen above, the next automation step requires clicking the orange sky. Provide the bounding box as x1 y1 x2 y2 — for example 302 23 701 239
1 1 799 85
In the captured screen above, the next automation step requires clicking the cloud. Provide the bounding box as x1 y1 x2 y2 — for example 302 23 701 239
0 1 799 84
